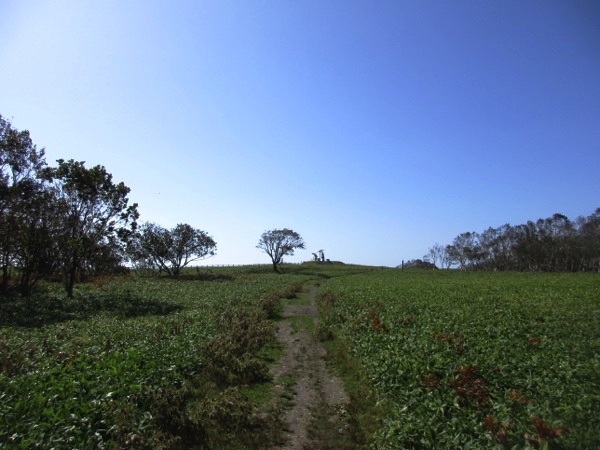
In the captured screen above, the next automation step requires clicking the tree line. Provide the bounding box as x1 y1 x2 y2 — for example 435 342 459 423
426 209 600 272
1 115 307 298
0 115 220 297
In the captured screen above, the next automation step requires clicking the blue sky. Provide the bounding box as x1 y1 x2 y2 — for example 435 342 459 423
1 1 599 267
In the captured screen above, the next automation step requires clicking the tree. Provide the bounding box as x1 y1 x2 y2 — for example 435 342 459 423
448 232 484 270
257 228 305 272
128 222 216 277
46 159 138 297
426 243 444 269
11 182 62 295
441 245 455 269
0 115 49 294
429 208 600 272
578 208 600 271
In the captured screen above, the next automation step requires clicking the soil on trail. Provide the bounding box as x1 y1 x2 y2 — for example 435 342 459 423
270 285 356 450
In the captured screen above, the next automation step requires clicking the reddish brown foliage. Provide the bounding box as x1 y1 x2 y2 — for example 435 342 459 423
484 415 512 443
420 373 441 390
509 389 531 405
448 365 490 408
525 417 568 446
369 310 387 332
435 332 465 354
527 337 543 347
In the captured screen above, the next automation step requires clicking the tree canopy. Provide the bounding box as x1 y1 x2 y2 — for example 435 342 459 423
428 209 600 272
257 228 305 272
1 115 52 294
1 115 139 296
128 222 216 277
45 159 139 296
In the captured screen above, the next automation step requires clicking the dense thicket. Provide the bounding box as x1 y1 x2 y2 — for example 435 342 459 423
429 210 600 271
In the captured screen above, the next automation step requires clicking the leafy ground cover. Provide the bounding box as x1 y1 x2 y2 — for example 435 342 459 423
0 267 313 449
2 264 597 449
318 269 600 449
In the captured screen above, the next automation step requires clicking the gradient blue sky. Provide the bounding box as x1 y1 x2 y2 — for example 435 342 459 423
1 1 599 266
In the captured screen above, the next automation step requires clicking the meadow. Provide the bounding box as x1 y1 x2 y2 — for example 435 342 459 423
318 269 600 449
0 264 598 449
0 267 313 448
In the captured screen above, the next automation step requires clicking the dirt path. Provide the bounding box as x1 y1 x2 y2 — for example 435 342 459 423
270 285 354 449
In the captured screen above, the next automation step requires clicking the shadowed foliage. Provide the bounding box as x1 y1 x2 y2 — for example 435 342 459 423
0 291 181 327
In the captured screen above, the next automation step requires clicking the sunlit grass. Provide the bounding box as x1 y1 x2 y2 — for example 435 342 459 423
0 268 316 448
320 269 600 449
2 265 597 448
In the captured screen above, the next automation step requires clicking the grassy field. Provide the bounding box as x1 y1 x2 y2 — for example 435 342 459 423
0 264 598 449
0 266 313 449
318 269 600 449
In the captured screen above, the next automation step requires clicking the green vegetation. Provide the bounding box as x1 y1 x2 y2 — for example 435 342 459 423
0 263 598 448
0 268 312 448
3 103 599 449
319 269 600 449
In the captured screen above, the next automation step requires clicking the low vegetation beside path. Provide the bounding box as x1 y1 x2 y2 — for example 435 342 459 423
318 269 600 449
1 264 598 449
0 266 314 448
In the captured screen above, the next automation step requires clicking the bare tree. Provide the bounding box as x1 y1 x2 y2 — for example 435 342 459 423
427 243 444 269
443 245 457 269
431 208 600 272
257 228 305 272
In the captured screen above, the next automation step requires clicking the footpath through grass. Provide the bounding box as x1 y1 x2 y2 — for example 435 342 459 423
0 266 314 449
1 264 598 449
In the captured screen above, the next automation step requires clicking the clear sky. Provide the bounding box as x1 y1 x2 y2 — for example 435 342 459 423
1 1 599 267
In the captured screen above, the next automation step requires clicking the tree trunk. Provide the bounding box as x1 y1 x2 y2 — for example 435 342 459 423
65 258 78 298
1 264 9 294
19 270 33 297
